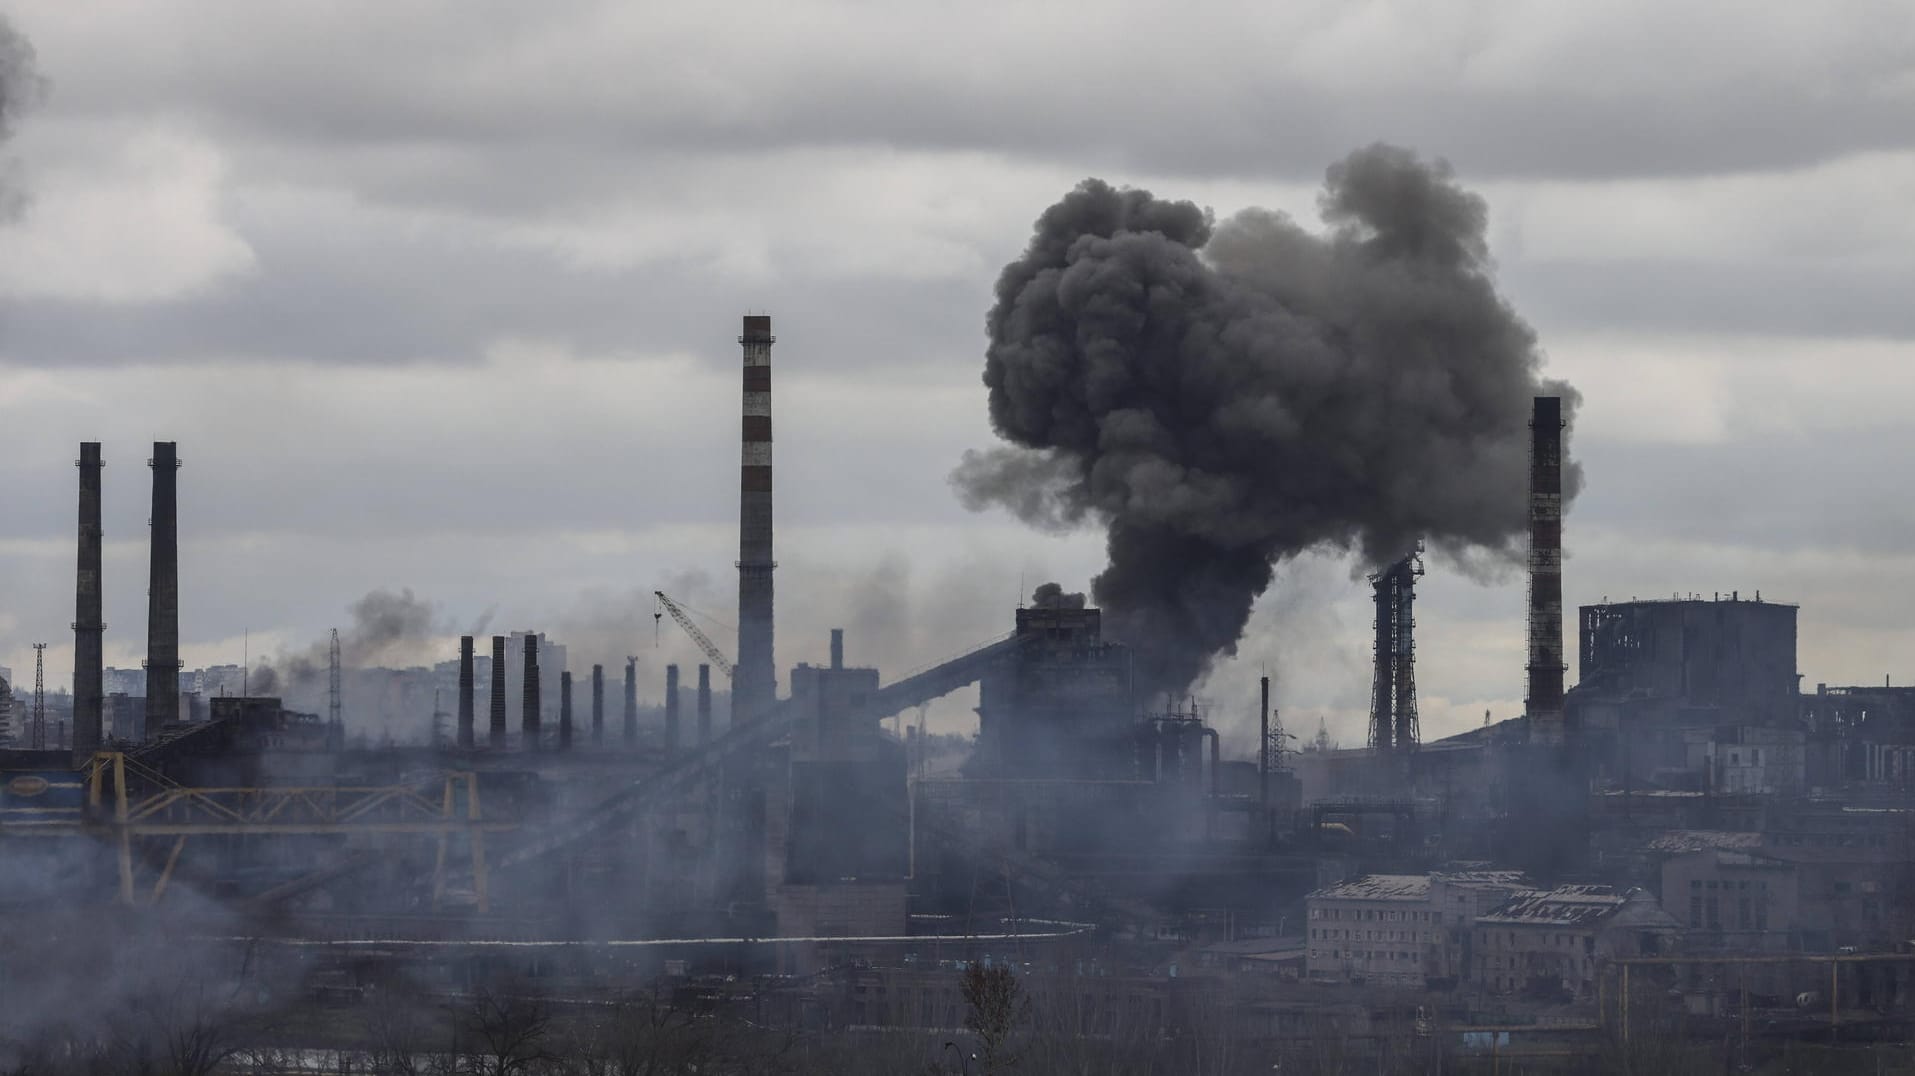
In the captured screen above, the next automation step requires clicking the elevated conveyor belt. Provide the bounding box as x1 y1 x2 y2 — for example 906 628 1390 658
495 633 1031 869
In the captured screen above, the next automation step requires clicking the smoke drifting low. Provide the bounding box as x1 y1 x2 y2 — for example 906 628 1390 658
956 144 1580 696
252 587 439 695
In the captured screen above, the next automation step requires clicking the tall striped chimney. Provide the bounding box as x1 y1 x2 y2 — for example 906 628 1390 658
735 314 777 722
144 442 180 739
1526 396 1566 745
489 635 507 747
72 443 104 760
457 635 475 748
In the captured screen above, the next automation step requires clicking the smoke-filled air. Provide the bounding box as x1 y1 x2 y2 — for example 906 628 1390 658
954 144 1582 697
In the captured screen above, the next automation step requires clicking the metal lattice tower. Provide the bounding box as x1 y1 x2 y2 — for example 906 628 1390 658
31 643 47 750
1265 704 1289 774
1367 545 1424 754
328 628 342 732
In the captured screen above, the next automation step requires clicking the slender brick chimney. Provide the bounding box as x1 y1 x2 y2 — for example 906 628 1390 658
665 663 681 755
457 635 475 748
622 657 637 746
143 442 180 739
591 663 605 747
1527 396 1567 745
72 443 104 760
696 663 712 746
522 634 540 750
489 635 507 747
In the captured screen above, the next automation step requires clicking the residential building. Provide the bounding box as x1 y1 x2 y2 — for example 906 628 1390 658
1305 874 1443 987
1473 886 1678 999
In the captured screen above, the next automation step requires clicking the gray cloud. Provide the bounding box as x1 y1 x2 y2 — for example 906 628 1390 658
20 2 1915 193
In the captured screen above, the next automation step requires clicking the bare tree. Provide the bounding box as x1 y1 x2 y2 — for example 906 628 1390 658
551 988 717 1076
961 964 1028 1074
459 985 556 1076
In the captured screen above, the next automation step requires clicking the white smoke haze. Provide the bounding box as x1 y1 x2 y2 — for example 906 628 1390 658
957 144 1582 697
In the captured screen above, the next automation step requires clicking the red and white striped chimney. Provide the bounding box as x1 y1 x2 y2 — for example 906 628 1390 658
735 315 777 722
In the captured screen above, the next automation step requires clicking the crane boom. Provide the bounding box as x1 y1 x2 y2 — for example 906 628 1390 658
653 591 735 679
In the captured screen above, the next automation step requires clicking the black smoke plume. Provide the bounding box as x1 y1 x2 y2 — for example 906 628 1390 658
0 14 45 217
956 144 1580 696
252 588 439 695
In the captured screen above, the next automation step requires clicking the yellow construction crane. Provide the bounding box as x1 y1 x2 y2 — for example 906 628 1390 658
652 591 734 679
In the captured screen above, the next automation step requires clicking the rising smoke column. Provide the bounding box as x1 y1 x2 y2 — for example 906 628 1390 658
0 19 41 142
251 587 441 695
0 15 44 219
955 144 1579 696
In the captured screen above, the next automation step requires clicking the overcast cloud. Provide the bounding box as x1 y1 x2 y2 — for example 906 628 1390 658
3 1 1914 745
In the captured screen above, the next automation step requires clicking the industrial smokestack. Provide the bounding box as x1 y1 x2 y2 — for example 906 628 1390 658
735 314 777 722
489 635 507 747
559 670 573 752
665 663 681 755
1258 675 1270 810
622 658 637 746
522 634 540 750
143 442 180 740
829 628 843 670
1527 396 1566 744
72 443 103 761
457 635 475 748
696 664 712 746
591 663 604 747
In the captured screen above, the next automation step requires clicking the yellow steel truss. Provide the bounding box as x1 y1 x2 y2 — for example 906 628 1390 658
1 753 510 911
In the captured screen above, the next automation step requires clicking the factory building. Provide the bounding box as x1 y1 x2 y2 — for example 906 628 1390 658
1569 595 1799 787
974 589 1136 779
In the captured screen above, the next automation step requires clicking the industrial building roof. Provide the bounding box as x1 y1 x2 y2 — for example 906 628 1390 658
1307 875 1431 902
1648 830 1764 853
1437 869 1530 887
1479 885 1626 927
1479 885 1680 932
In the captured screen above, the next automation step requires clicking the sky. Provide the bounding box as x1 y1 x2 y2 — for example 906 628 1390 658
2 1 1914 749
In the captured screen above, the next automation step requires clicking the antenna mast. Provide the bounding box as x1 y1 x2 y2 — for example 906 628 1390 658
30 643 47 749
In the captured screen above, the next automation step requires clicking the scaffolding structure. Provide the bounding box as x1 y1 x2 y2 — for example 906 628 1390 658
1368 547 1423 753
